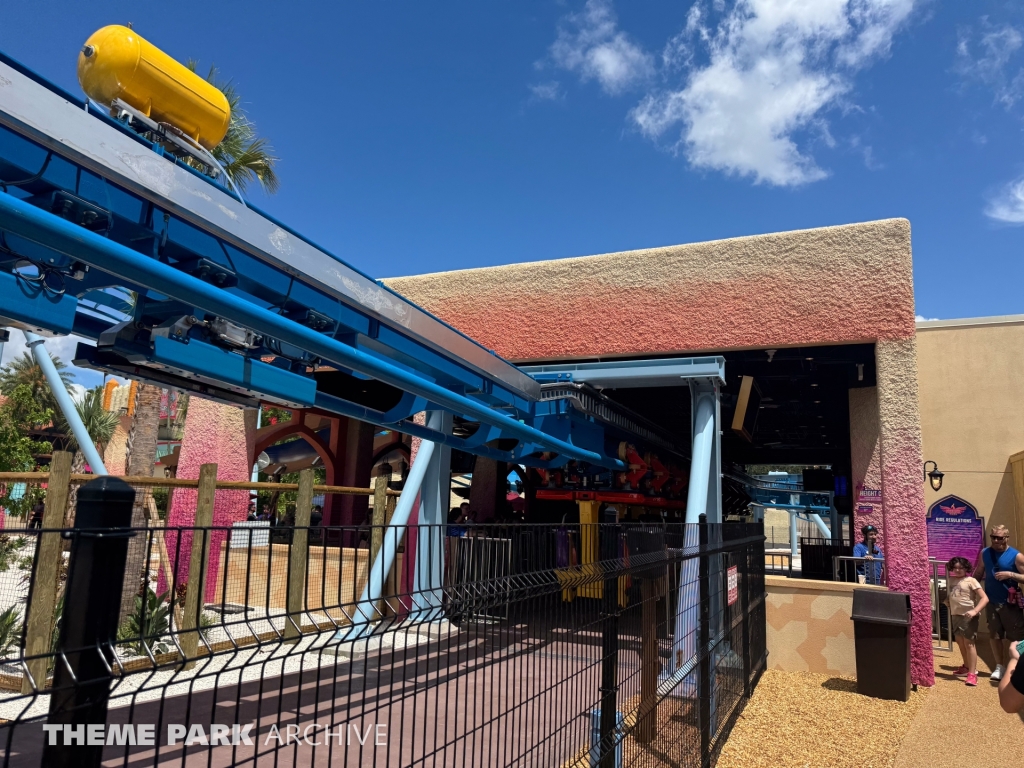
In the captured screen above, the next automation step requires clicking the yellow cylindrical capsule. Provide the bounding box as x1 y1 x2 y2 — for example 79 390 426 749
77 25 230 149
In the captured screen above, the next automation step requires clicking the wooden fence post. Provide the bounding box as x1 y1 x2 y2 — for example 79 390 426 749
383 493 400 617
22 451 73 694
284 469 313 642
179 463 217 669
369 473 389 620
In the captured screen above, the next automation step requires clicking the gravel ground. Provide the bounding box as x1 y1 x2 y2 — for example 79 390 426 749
716 670 927 768
893 647 1024 768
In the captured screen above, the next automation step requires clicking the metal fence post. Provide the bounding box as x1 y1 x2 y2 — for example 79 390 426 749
740 538 751 699
180 463 217 668
284 468 313 642
698 513 711 768
43 475 135 768
22 450 72 694
598 507 620 768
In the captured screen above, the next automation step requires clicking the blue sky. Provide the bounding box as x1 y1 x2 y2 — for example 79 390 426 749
1 1 1023 387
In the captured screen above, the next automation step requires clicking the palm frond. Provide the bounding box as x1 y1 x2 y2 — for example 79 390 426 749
57 386 120 451
186 60 279 195
0 351 74 414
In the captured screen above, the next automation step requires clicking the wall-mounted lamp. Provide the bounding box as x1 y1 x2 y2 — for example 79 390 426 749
923 461 944 492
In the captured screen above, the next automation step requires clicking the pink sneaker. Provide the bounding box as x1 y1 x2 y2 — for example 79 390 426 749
952 666 969 677
965 673 978 686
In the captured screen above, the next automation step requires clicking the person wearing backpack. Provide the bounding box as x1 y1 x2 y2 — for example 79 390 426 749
974 525 1024 682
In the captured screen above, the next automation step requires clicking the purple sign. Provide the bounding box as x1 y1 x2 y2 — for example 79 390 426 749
926 495 985 569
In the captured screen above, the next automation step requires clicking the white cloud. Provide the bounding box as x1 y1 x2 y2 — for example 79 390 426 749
550 0 654 95
985 176 1024 224
915 314 939 322
529 81 563 101
955 23 1024 107
631 0 918 186
547 1 918 186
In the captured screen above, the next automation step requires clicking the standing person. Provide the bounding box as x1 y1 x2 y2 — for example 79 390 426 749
28 499 44 530
945 556 988 686
853 525 884 585
974 524 1024 682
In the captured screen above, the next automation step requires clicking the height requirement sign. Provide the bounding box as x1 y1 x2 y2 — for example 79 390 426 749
925 495 985 566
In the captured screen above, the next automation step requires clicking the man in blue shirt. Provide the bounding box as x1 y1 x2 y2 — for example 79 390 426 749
974 524 1024 682
853 525 884 585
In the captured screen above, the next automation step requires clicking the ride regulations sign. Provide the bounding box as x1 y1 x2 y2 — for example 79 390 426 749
727 566 738 606
926 495 985 567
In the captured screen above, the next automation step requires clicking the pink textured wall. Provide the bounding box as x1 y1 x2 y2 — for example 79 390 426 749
876 338 933 686
385 220 916 361
162 399 257 603
388 218 934 684
849 388 884 545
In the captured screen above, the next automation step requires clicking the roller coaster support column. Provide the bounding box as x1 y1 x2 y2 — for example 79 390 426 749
672 380 721 706
24 331 106 475
340 438 436 639
790 512 798 560
411 410 452 622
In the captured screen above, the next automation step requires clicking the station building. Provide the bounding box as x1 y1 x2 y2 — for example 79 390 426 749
387 218 1024 687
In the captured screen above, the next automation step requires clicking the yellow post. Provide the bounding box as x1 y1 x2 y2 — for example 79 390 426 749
284 469 314 642
22 451 73 693
179 463 217 668
579 500 602 599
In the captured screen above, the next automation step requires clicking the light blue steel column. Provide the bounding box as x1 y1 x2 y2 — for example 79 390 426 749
23 331 107 475
411 410 453 622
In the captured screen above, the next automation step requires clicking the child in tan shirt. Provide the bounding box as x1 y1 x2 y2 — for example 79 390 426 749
947 556 989 686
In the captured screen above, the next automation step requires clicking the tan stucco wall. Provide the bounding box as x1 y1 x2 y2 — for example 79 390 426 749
766 576 886 676
916 318 1024 543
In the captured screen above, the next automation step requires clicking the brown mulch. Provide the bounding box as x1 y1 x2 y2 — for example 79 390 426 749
716 670 927 768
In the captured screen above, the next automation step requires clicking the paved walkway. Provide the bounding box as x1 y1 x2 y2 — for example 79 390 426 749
894 645 1024 768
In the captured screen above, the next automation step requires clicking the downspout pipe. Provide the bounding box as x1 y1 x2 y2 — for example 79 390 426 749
0 193 623 471
23 331 107 475
337 439 436 641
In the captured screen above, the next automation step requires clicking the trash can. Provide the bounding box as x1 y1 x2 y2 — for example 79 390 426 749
851 589 912 701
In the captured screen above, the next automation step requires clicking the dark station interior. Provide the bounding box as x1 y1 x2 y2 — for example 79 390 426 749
519 344 877 524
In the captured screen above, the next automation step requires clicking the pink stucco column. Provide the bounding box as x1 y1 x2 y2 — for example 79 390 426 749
876 338 933 686
849 388 884 546
161 398 257 603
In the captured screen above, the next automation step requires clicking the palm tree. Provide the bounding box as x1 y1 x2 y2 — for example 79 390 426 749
0 351 74 415
119 382 165 620
57 386 121 527
186 61 280 194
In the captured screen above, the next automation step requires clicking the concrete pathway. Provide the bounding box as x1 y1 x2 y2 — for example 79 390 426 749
894 645 1024 768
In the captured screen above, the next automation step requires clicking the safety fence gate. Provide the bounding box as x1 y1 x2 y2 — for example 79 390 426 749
0 476 765 768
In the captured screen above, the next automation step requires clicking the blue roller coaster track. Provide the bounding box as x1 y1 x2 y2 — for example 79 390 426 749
0 50 723 480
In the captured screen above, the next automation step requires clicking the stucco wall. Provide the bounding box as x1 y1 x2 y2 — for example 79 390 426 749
162 399 257 602
875 338 931 685
849 387 884 545
766 576 886 676
916 318 1024 542
385 219 916 361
